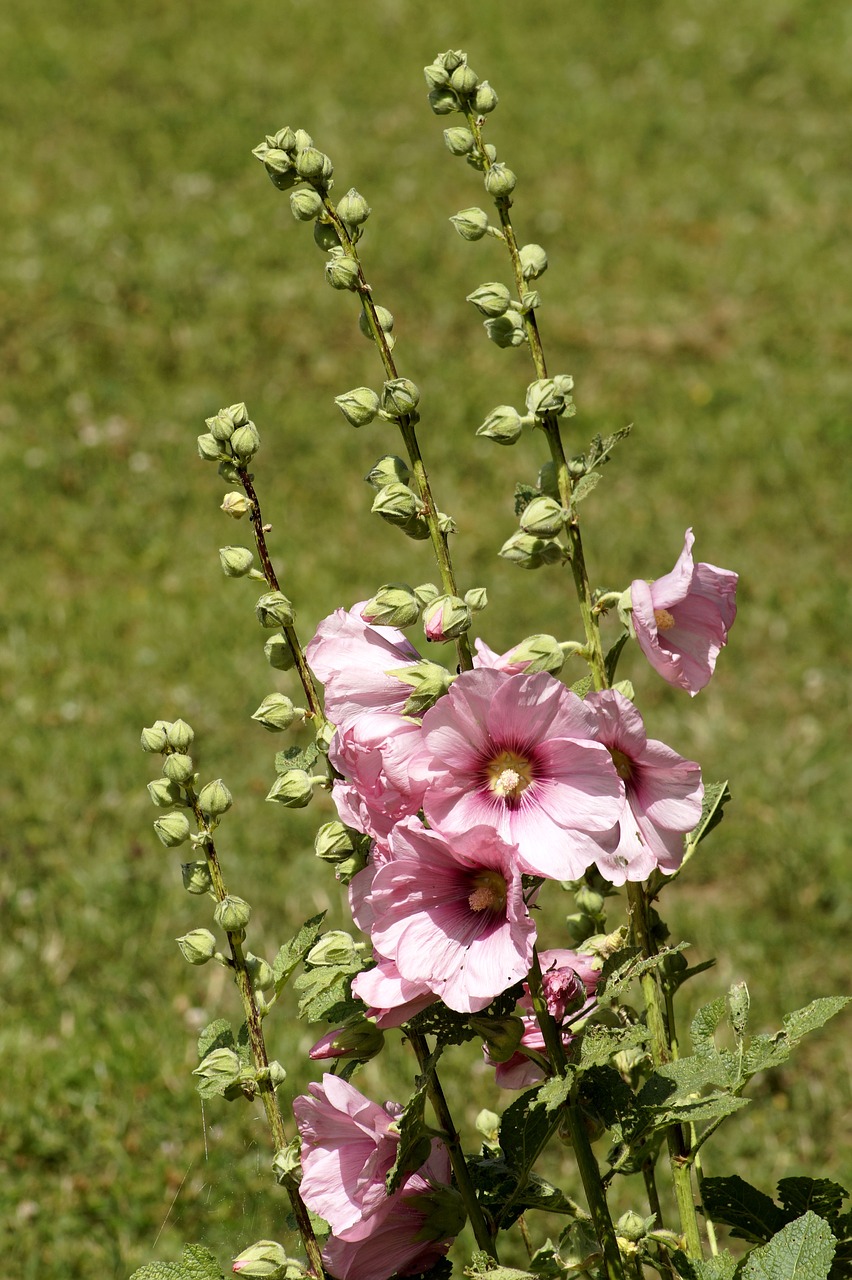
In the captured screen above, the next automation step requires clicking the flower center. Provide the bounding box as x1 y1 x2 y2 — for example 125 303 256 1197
654 607 676 632
468 869 508 914
486 749 533 800
609 747 634 782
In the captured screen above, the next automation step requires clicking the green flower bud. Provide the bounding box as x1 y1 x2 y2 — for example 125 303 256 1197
230 422 261 462
423 594 472 642
412 1184 468 1246
141 724 168 753
197 778 233 819
193 1046 242 1086
519 242 548 280
335 386 380 428
466 282 511 317
521 289 541 312
265 1060 288 1090
423 62 450 90
574 884 605 916
255 591 296 629
504 633 565 676
324 254 360 291
438 49 467 72
726 980 750 1038
218 458 243 484
220 491 251 519
443 127 475 156
214 894 252 931
473 80 498 113
177 928 217 965
206 411 234 442
166 719 194 751
246 952 275 993
427 87 457 115
262 149 298 191
272 1138 302 1185
361 584 422 628
153 811 192 847
476 404 523 445
219 545 255 577
231 1239 304 1280
148 777 183 807
526 378 565 417
499 530 567 569
484 163 517 197
181 859 213 895
371 483 422 526
294 147 327 181
252 693 297 732
617 1211 651 1244
484 313 526 347
336 188 371 227
289 187 324 221
358 305 394 340
400 514 431 541
293 128 313 151
312 219 340 252
520 495 567 537
466 142 497 173
227 403 250 427
449 206 489 240
387 659 453 716
197 432 221 461
413 582 440 608
469 1014 525 1062
380 377 420 416
464 586 488 613
306 930 360 968
266 769 313 807
315 821 358 863
475 1109 501 1144
264 634 296 671
449 63 478 96
162 753 195 785
364 454 410 489
315 1019 385 1061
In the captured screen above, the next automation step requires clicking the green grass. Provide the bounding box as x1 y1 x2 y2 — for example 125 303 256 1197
2 0 850 1274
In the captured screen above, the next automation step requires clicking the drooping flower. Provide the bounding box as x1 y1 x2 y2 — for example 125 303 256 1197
329 712 425 846
586 688 703 884
305 603 421 729
365 816 536 1013
414 668 624 880
630 528 737 695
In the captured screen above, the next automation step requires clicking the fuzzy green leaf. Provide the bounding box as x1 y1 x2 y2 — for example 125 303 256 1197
740 1212 836 1280
586 425 632 470
743 999 850 1077
701 1176 790 1244
274 743 319 775
569 674 594 699
777 1180 848 1224
670 1250 739 1280
385 1071 431 1195
513 482 538 516
129 1243 223 1280
683 781 731 861
293 966 359 1024
197 1019 234 1061
577 1022 649 1070
273 911 327 994
569 471 602 509
578 1065 637 1137
499 1083 565 1175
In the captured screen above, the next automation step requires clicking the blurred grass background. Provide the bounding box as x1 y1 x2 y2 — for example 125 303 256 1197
1 0 850 1274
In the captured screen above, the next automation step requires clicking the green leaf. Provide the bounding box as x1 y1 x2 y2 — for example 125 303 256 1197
272 911 326 994
537 1073 574 1114
743 999 850 1078
702 1175 790 1244
513 482 538 516
570 674 594 699
740 1212 836 1280
670 1250 739 1280
499 1084 565 1176
569 471 601 508
777 1180 848 1225
274 743 319 774
683 781 731 862
579 1065 637 1137
598 943 688 1004
604 630 629 685
577 1022 649 1070
586 424 632 470
386 1071 431 1195
293 966 359 1024
129 1243 223 1280
197 1019 234 1061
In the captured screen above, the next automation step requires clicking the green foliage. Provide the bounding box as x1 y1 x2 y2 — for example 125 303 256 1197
740 1212 836 1280
129 1244 222 1280
272 911 327 994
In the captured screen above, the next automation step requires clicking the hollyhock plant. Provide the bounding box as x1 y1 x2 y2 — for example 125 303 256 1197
351 953 439 1028
587 688 704 884
305 602 421 728
365 816 536 1012
414 667 625 880
329 711 425 845
630 528 738 695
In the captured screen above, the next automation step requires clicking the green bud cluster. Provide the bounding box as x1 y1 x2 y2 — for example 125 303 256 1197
252 127 332 194
424 51 498 120
197 403 260 473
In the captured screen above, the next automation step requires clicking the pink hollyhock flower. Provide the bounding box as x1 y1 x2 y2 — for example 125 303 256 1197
329 712 425 845
415 668 624 880
351 954 438 1029
366 817 536 1013
587 688 704 884
305 602 421 728
630 528 737 695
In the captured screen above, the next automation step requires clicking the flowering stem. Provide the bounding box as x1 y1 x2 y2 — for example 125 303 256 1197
407 1028 497 1258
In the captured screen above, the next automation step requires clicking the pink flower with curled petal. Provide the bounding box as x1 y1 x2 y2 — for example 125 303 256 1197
305 602 421 729
630 529 737 695
586 688 704 884
329 712 425 845
351 955 438 1028
414 668 625 881
366 816 536 1013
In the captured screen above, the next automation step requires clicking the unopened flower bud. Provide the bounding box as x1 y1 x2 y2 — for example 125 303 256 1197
141 724 168 753
218 459 243 484
471 1015 525 1062
617 1211 650 1244
473 81 498 113
427 88 457 115
726 980 750 1038
315 821 357 862
520 495 567 537
309 1020 384 1062
166 719 194 751
358 305 394 340
371 483 421 526
197 432 221 461
466 282 511 317
265 1060 287 1090
477 404 523 445
293 129 313 151
312 220 340 253
450 206 490 240
294 147 327 181
380 377 420 416
272 126 296 152
252 693 296 732
449 63 478 96
525 379 564 417
505 634 565 676
220 546 255 578
154 811 191 847
181 859 213 895
336 188 371 226
361 584 421 628
519 243 548 280
215 894 252 931
255 591 296 629
484 163 517 197
414 582 440 607
306 931 360 968
230 422 261 462
207 410 235 442
246 952 275 992
266 769 313 807
499 531 567 569
289 187 324 221
401 514 431 541
264 634 295 671
423 62 450 91
364 455 410 489
335 386 380 428
198 778 233 819
193 1046 241 1085
163 753 195 785
484 313 526 347
443 127 475 156
177 928 217 965
388 659 453 715
438 49 467 72
325 255 360 291
466 142 497 172
464 587 488 612
413 1184 468 1244
476 1109 501 1143
261 150 298 191
148 777 183 807
220 491 251 519
232 1239 304 1279
423 594 472 642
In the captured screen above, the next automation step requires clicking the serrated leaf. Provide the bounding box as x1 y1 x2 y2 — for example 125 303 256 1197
514 482 538 516
740 1212 836 1280
569 674 594 699
598 943 688 1004
578 1022 650 1070
702 1176 790 1244
274 743 319 774
652 1092 749 1128
197 1019 234 1062
273 911 327 994
579 1065 637 1136
129 1243 223 1280
742 999 850 1078
777 1180 848 1225
386 1073 430 1195
691 996 728 1054
293 966 358 1024
587 424 632 470
683 781 731 862
570 472 602 509
538 1072 574 1113
670 1249 739 1280
499 1084 564 1175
